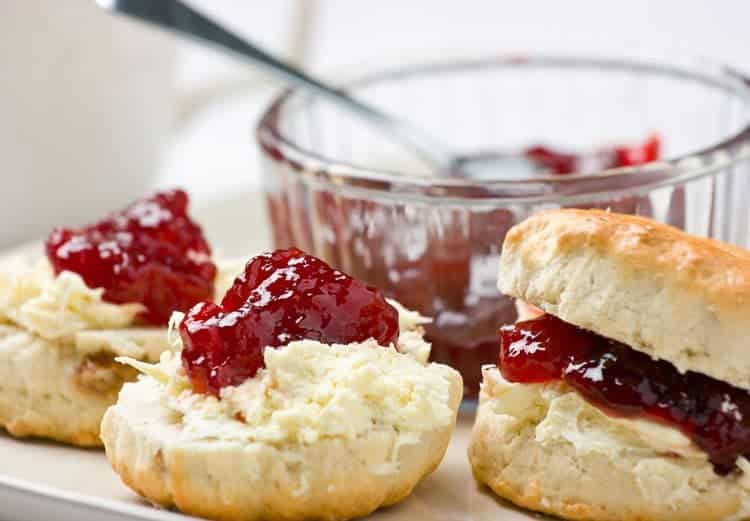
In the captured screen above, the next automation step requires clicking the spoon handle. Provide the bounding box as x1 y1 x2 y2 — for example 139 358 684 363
97 0 451 167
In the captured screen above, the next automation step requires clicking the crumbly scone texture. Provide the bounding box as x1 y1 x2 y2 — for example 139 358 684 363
0 255 238 447
0 324 136 447
498 208 750 390
102 371 463 521
469 368 750 521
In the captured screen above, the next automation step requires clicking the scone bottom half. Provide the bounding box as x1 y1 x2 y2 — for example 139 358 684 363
470 209 750 521
103 248 463 521
0 189 217 448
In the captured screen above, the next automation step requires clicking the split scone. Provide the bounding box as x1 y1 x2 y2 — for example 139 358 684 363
102 248 463 521
0 189 237 447
469 209 750 521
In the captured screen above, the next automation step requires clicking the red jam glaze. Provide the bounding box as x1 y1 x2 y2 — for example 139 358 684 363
613 133 661 168
500 314 750 474
524 133 661 175
45 190 216 325
524 146 578 174
179 248 400 395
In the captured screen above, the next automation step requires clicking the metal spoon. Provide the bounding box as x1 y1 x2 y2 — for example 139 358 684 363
96 0 468 170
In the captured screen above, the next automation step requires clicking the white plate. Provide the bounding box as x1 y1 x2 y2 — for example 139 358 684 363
0 413 540 521
0 191 538 521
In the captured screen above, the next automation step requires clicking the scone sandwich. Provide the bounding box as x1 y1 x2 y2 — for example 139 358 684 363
0 189 237 446
470 209 750 521
102 248 463 521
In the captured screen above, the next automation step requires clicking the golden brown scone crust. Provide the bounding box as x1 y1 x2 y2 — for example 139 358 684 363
499 209 750 389
0 324 135 447
468 369 750 521
101 374 463 521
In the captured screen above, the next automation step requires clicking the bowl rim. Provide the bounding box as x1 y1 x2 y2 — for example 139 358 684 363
256 54 750 205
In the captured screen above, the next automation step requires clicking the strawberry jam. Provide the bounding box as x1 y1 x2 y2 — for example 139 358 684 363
524 146 578 174
179 248 399 395
524 133 661 175
45 189 216 325
500 314 750 474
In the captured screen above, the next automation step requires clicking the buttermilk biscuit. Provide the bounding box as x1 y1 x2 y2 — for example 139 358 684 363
469 368 750 521
102 315 463 521
498 209 750 390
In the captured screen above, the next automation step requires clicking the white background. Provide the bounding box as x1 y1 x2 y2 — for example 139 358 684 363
2 0 750 247
161 0 750 197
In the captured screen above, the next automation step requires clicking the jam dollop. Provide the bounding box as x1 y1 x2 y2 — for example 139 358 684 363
179 248 400 395
45 189 216 325
500 313 750 474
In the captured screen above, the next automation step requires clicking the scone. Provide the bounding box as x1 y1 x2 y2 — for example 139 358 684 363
469 209 750 521
0 189 236 447
102 248 463 521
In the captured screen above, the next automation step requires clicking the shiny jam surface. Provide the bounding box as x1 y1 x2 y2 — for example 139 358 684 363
45 190 216 325
500 314 750 474
179 248 400 395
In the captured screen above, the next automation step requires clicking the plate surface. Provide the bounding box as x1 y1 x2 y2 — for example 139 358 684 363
0 413 537 521
0 191 538 521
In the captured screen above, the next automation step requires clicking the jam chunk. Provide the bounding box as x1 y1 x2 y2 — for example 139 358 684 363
500 314 750 474
180 248 400 395
524 133 661 174
45 189 216 325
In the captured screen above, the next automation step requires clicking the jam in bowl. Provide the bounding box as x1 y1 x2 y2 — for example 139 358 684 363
258 55 750 396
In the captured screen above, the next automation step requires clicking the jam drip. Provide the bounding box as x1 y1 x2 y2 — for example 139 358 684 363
45 190 216 325
500 314 750 474
180 248 400 395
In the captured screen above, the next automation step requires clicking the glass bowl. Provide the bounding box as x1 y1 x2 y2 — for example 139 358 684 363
257 54 750 397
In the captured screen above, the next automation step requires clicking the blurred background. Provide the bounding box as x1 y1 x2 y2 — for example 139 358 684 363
1 0 749 250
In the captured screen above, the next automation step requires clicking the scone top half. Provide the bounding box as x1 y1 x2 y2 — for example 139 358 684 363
500 208 750 390
102 248 463 521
